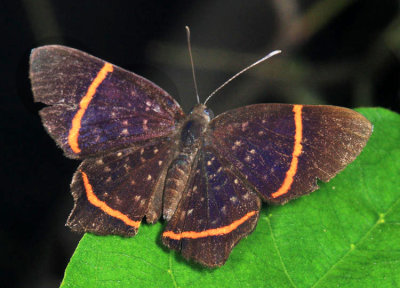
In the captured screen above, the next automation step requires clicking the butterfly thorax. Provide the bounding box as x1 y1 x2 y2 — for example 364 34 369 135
180 104 213 149
163 104 213 220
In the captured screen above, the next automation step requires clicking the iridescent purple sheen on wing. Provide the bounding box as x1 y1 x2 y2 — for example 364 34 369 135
210 104 296 200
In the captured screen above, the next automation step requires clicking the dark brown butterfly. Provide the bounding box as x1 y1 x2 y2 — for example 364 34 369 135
30 45 372 267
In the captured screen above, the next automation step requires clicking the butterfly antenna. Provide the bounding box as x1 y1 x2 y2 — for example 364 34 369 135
203 50 282 105
185 26 200 104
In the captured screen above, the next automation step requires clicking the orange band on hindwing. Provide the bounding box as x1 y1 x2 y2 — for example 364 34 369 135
68 63 114 153
162 210 257 240
271 105 303 198
80 170 141 228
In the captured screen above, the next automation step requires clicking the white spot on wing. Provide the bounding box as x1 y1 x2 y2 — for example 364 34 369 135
153 104 161 113
232 140 242 151
143 119 148 131
221 206 227 214
241 122 249 131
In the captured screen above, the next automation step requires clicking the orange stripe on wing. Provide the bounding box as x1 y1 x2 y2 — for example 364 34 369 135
81 170 140 228
162 210 257 240
271 105 303 198
68 63 114 153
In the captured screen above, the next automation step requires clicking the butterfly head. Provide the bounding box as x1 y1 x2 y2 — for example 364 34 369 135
189 104 214 123
179 104 214 148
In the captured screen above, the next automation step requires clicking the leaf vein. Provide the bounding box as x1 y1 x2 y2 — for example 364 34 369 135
265 216 298 288
168 253 178 288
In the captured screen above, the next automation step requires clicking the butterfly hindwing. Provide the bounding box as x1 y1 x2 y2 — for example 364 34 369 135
30 45 184 159
162 146 261 267
67 138 176 236
209 104 372 204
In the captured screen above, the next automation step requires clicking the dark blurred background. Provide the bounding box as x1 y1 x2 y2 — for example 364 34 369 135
1 0 399 287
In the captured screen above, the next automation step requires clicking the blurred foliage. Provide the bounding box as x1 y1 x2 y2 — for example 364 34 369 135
142 1 400 114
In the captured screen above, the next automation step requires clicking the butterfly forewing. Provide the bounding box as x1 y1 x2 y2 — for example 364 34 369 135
30 45 184 159
209 104 372 204
162 146 261 267
67 138 176 236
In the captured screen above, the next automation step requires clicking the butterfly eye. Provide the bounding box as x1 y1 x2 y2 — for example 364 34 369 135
204 108 214 120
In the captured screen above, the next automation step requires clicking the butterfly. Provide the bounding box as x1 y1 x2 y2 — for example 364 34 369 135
30 45 372 267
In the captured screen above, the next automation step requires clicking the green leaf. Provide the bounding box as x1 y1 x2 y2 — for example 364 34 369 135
60 108 400 288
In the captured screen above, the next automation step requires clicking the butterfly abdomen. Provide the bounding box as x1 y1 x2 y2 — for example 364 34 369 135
163 154 194 221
